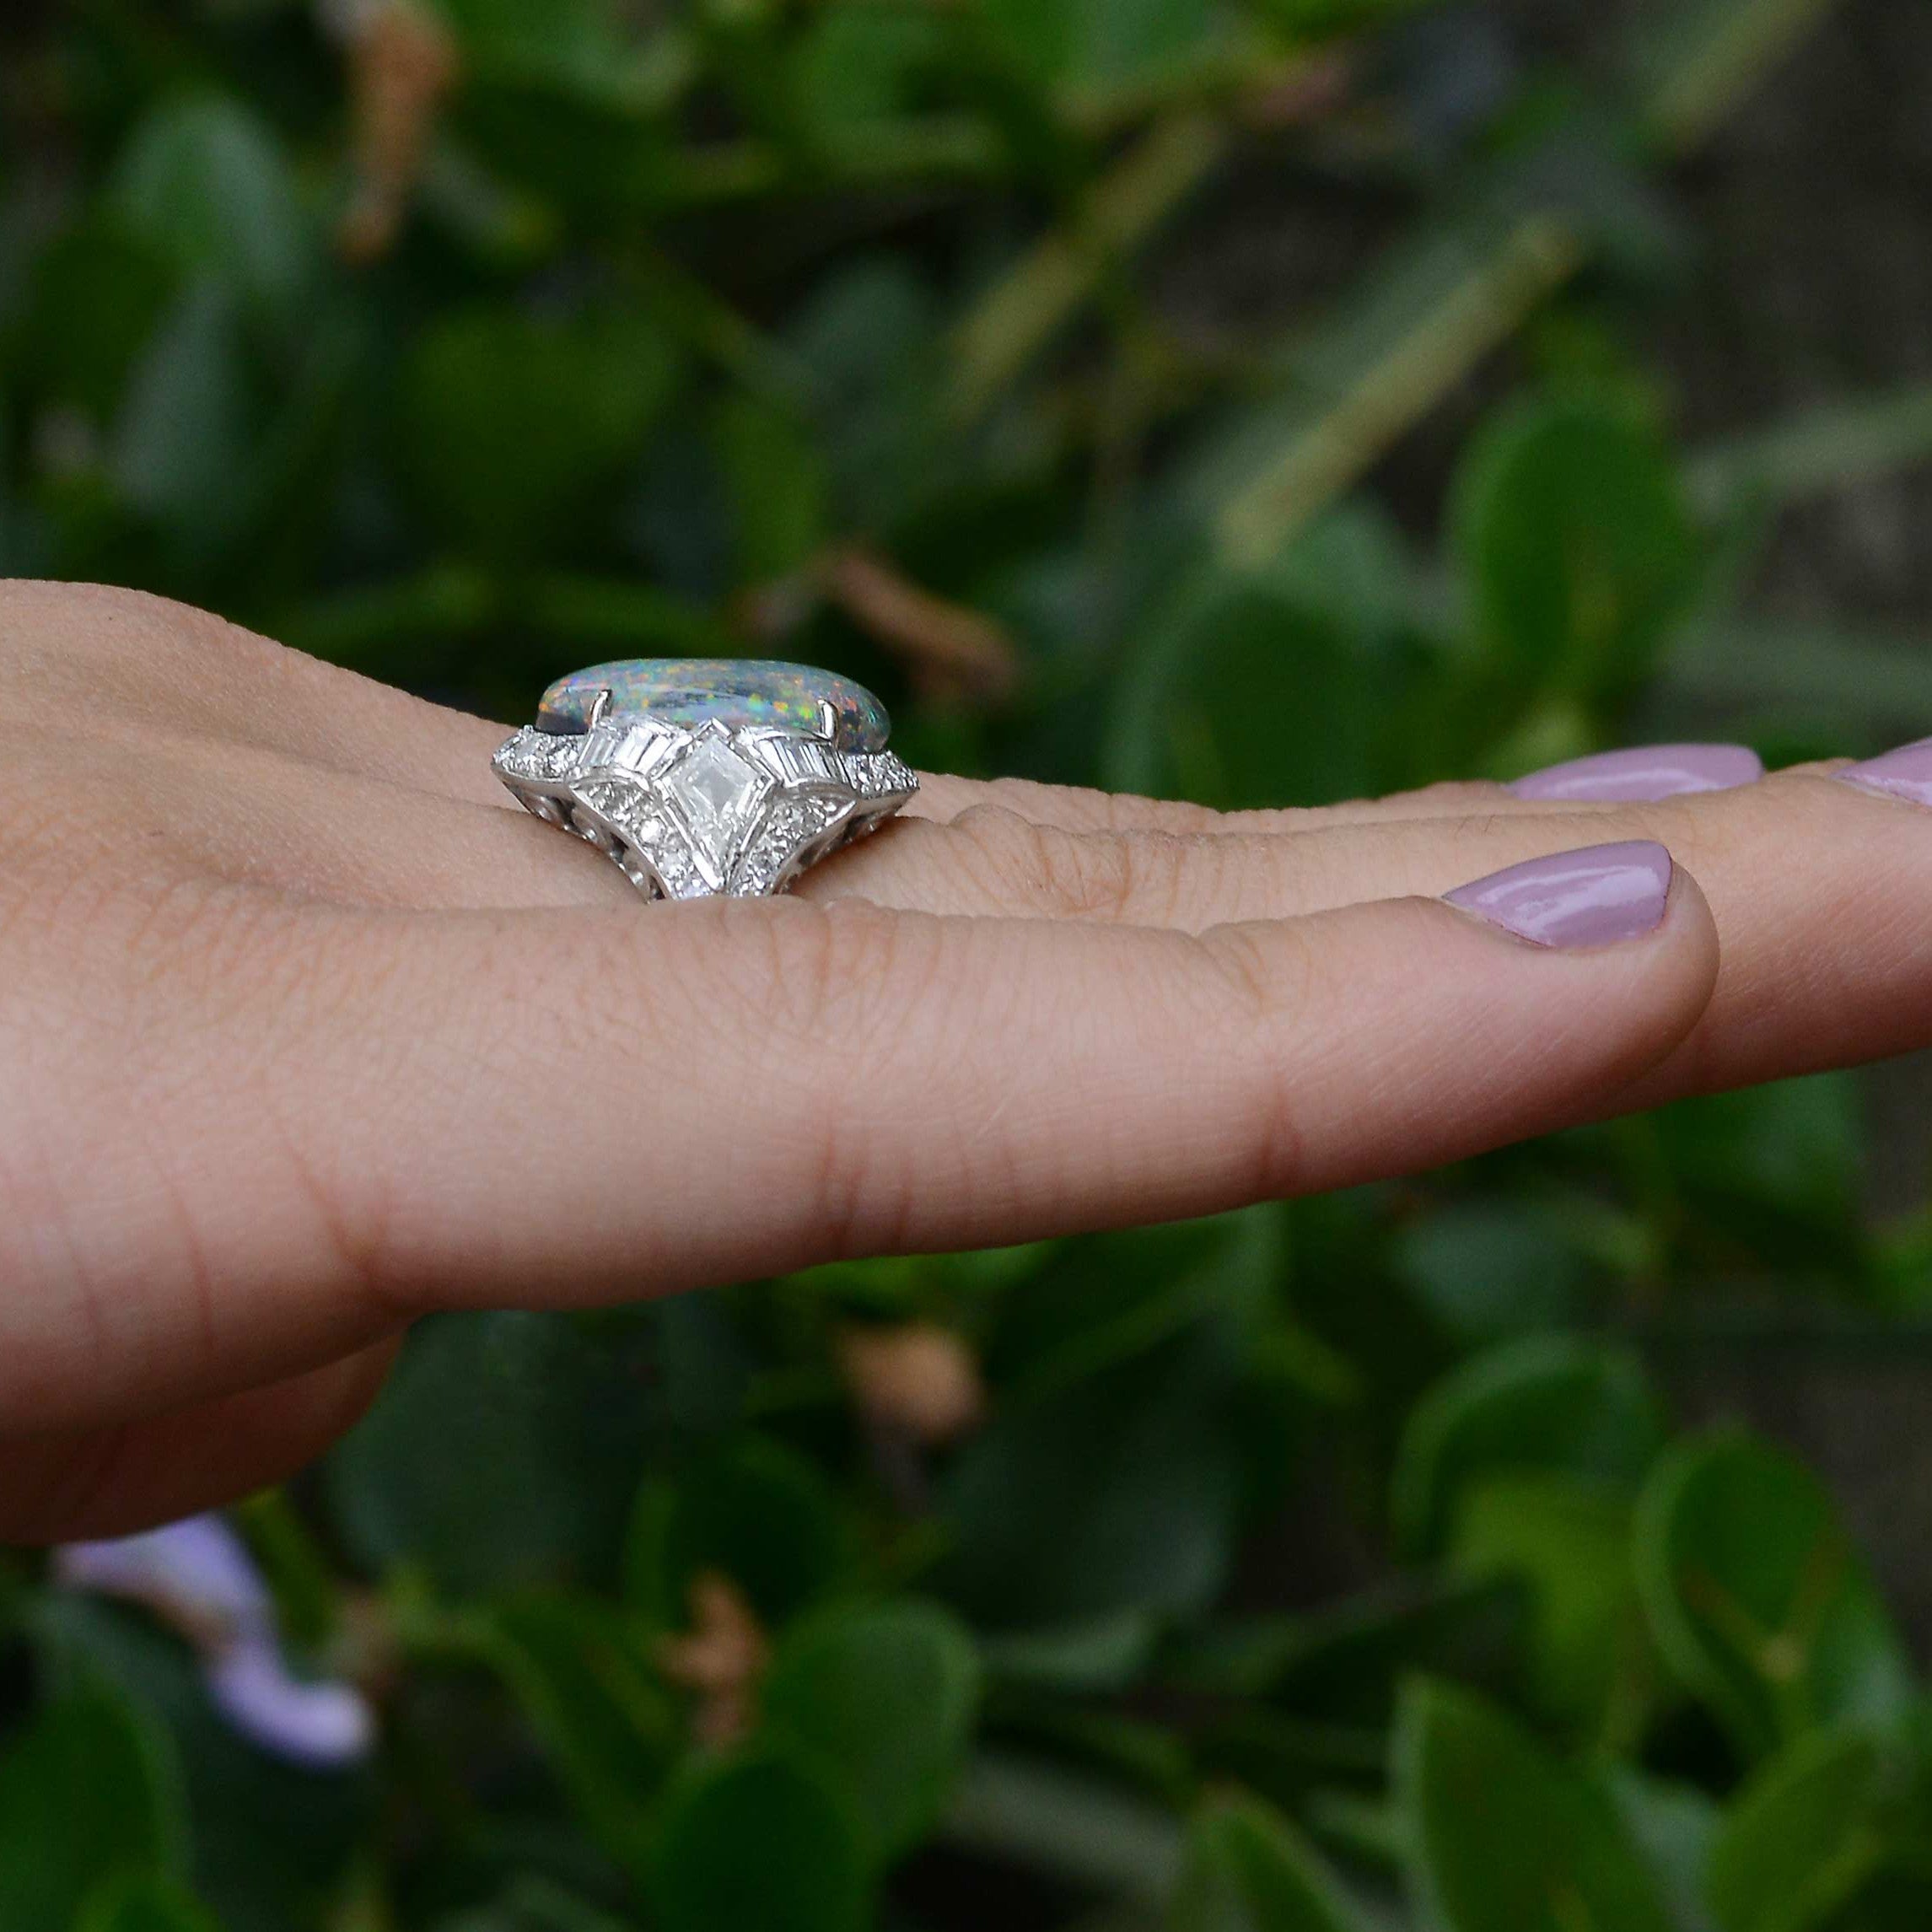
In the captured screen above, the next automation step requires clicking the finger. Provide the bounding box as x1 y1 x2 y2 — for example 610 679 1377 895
818 769 1932 1094
904 748 1773 835
903 769 1522 833
2 851 1714 1430
821 768 1854 940
0 1343 399 1543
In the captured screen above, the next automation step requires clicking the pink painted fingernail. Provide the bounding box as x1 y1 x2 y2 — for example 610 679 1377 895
1444 840 1674 949
1837 737 1932 807
1508 743 1763 803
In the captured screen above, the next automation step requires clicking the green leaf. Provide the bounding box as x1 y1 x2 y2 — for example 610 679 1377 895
1192 1706 1385 1821
455 75 671 213
77 1876 223 1932
942 1748 1183 1900
0 394 17 576
1686 381 1932 516
784 259 944 522
108 95 310 313
401 307 680 556
1632 0 1844 155
1398 1677 1676 1932
325 1310 664 1596
1648 1074 1863 1245
1606 1769 1722 1932
1256 0 1429 30
1166 1578 1524 1725
1666 616 1932 744
433 1875 643 1932
624 1433 851 1628
1206 213 1583 565
977 1608 1159 1693
1392 1334 1664 1558
988 1208 1278 1397
649 1749 870 1932
0 1680 184 1932
1452 392 1698 702
709 391 829 584
1800 1863 1932 1928
439 0 632 89
975 0 1074 83
791 7 950 161
471 1592 681 1875
947 113 1226 423
1633 1433 1913 1762
939 1316 1246 1628
1105 545 1392 810
1449 1471 1648 1730
977 0 1220 96
761 1599 981 1861
35 1593 369 1932
1706 1729 1886 1932
18 223 175 419
1170 1790 1371 1931
1391 1199 1591 1341
111 281 253 535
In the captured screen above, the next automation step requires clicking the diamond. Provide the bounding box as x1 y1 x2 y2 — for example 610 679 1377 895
534 735 581 779
579 724 623 768
649 836 703 896
668 735 768 879
629 812 700 896
494 728 570 779
728 793 852 895
578 721 671 777
855 752 914 799
575 778 627 816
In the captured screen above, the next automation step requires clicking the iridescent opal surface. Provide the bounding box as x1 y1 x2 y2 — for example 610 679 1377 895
536 659 889 751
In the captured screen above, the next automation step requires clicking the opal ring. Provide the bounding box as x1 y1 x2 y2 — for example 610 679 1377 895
493 659 918 901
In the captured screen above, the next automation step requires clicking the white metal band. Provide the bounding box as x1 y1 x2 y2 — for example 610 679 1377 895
493 715 918 901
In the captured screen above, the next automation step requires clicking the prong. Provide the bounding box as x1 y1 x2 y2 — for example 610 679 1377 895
813 698 839 741
587 686 615 729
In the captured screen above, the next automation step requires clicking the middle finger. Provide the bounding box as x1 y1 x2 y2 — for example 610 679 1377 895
805 767 1932 1088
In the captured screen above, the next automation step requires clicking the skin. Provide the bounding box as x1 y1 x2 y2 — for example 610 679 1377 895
4 580 1932 1542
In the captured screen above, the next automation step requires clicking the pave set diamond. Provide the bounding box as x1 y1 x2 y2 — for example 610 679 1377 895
493 714 916 901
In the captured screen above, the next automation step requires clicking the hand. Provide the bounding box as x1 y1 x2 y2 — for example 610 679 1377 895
4 581 1929 1539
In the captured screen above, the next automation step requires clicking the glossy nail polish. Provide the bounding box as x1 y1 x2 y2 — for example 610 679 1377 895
1508 743 1763 803
1444 839 1674 949
1836 737 1932 808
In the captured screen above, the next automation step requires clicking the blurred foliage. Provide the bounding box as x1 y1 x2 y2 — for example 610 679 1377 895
8 0 1932 1927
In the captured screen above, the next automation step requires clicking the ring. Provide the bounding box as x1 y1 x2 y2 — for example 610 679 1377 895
493 659 918 901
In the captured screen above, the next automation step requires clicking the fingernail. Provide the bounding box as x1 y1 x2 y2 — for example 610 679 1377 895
1445 839 1674 949
1508 743 1763 803
1836 737 1932 807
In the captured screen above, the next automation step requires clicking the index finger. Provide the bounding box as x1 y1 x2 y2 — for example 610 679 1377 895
0 850 1716 1433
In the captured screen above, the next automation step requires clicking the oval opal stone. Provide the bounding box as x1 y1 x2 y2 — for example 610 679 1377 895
536 659 889 751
